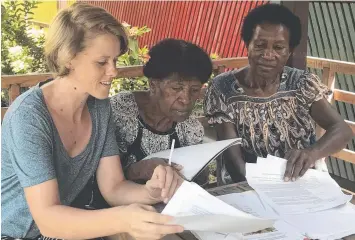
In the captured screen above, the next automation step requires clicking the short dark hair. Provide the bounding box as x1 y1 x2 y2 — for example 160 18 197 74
143 38 212 84
241 4 302 49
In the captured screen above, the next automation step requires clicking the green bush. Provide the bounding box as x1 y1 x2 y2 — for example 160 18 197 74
1 1 218 113
1 3 219 183
1 0 47 75
1 0 47 106
110 23 151 96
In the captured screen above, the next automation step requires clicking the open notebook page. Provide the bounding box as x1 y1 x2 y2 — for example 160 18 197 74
143 138 242 181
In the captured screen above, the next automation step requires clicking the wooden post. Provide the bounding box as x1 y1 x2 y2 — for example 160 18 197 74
282 1 309 70
212 65 226 78
57 0 68 10
322 66 336 103
9 84 20 104
315 66 336 140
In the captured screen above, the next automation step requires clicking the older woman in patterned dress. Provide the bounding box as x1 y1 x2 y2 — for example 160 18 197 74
110 38 213 185
204 4 353 184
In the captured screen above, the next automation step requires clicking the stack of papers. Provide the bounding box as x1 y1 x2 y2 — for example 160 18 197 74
162 181 275 234
172 155 355 240
219 192 305 240
244 155 355 239
192 191 305 240
282 203 355 240
246 155 352 215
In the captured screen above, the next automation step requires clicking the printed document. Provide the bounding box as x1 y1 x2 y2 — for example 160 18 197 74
162 181 275 233
143 138 241 181
246 156 351 214
193 191 305 240
282 203 355 240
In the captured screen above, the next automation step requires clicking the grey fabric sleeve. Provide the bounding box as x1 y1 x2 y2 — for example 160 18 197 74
100 106 121 159
7 108 56 188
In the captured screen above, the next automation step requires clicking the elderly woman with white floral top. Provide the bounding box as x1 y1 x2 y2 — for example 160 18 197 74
109 39 212 185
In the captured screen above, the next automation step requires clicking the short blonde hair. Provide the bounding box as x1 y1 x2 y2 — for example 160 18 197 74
45 3 128 77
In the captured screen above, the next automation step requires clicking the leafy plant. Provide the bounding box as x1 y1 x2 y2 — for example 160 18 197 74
1 0 47 75
192 53 220 117
110 23 151 96
1 0 48 106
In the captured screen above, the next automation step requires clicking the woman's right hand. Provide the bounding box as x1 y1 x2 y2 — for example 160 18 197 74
118 203 184 239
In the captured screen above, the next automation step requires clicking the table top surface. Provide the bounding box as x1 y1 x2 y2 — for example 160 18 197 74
173 181 355 240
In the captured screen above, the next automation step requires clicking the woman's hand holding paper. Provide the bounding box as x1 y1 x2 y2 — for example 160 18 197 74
145 165 184 204
118 203 184 239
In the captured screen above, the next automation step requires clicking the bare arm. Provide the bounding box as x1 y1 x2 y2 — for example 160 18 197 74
97 155 183 206
284 98 354 180
215 122 246 182
25 171 183 240
97 155 158 206
309 98 353 158
25 180 127 239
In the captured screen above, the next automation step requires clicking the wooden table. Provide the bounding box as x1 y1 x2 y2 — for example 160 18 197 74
168 181 355 240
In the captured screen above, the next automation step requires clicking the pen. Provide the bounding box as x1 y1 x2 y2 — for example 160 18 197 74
168 139 175 166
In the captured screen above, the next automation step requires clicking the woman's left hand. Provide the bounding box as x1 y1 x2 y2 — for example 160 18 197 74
145 165 184 203
283 149 319 181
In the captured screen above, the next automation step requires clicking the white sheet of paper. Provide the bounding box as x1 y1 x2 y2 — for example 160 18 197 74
225 221 305 240
217 191 279 219
143 138 241 181
193 191 305 240
162 181 275 233
192 231 227 240
283 203 355 240
246 157 351 214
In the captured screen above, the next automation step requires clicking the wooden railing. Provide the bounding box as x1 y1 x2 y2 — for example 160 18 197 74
28 20 50 28
2 56 355 163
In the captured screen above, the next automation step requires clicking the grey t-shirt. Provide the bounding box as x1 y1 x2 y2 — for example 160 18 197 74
1 84 120 238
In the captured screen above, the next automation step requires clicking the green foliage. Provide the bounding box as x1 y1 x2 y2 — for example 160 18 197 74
191 53 220 117
1 0 48 106
1 0 48 75
109 23 220 97
0 0 219 116
110 23 151 96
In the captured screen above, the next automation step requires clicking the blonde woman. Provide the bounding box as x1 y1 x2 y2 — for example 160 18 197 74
1 3 183 240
